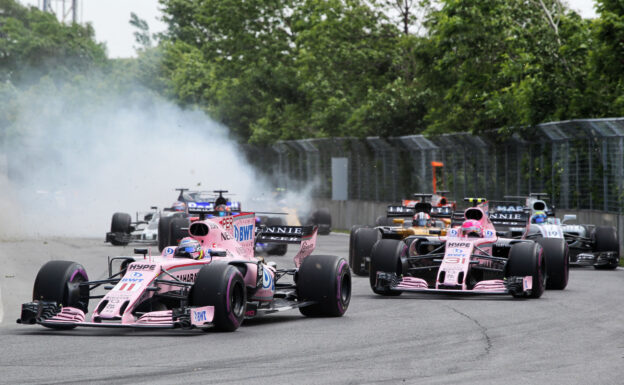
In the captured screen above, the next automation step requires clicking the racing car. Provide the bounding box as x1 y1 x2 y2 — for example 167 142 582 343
498 193 619 270
369 198 567 298
374 191 456 226
349 194 452 276
18 205 351 331
105 207 161 246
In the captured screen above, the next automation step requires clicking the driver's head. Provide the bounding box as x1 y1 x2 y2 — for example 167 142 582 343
214 204 231 217
412 212 431 227
461 220 483 238
172 201 186 212
531 211 547 224
175 237 204 259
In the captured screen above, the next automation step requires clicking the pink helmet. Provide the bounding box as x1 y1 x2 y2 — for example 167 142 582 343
461 220 483 238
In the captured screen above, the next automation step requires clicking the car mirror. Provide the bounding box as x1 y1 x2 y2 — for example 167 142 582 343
562 214 576 223
134 248 148 257
144 213 153 221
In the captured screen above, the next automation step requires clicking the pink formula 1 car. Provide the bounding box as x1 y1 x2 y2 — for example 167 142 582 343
370 198 564 298
18 205 351 331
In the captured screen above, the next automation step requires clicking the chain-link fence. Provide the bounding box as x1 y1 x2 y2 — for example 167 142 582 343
245 118 624 213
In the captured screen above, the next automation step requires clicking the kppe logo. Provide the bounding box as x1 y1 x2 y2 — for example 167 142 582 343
234 224 254 242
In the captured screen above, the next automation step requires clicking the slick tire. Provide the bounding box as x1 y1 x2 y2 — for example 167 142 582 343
536 237 569 290
593 226 619 270
297 255 351 317
169 217 190 247
369 239 404 296
33 260 89 329
311 208 332 235
158 216 174 251
110 213 131 246
506 242 545 298
192 263 246 332
352 227 381 276
349 225 366 273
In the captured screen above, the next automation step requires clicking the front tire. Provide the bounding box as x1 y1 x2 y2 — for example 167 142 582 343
536 238 569 290
369 239 404 296
33 261 89 329
593 226 620 270
191 263 246 332
297 255 351 317
351 227 381 276
110 212 131 246
506 242 545 298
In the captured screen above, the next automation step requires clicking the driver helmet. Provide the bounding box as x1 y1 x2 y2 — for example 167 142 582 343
175 237 204 259
412 212 431 227
461 220 483 238
531 211 547 224
214 204 231 217
172 201 186 212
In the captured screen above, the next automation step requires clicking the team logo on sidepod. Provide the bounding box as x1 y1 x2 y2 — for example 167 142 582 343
262 269 274 291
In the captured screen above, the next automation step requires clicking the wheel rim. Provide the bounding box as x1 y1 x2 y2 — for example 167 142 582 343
230 281 245 318
340 270 351 305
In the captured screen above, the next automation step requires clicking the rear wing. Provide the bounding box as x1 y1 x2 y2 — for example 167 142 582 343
387 202 433 217
256 225 318 268
489 201 527 214
489 212 530 229
430 206 452 218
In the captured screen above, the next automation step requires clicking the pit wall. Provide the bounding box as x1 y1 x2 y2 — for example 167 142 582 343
315 199 624 250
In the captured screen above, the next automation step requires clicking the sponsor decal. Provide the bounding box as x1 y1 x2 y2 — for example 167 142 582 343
220 217 233 230
234 224 254 242
447 241 470 248
193 310 208 323
175 272 197 283
264 226 303 235
163 247 175 256
132 272 143 278
121 277 143 283
449 228 459 237
262 269 275 291
490 213 524 220
245 310 256 317
485 229 495 238
129 264 156 271
221 232 232 241
494 205 525 213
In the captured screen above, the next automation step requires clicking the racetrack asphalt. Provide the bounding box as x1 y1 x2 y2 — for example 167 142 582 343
1 233 623 384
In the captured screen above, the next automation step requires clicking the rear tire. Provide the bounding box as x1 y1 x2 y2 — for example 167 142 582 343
369 239 404 296
297 255 351 317
536 238 569 290
310 208 332 235
191 263 246 332
169 217 190 247
349 225 366 273
33 261 89 329
506 242 545 298
351 227 381 276
110 213 132 246
593 226 619 270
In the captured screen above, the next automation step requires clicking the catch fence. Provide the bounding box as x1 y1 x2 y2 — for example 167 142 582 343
244 118 624 212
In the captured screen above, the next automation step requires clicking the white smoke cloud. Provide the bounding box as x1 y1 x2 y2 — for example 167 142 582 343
0 78 286 238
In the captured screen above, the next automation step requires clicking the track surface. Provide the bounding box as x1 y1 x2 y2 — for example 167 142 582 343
1 234 623 384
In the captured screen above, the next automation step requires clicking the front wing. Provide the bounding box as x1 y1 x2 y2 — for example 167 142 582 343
374 272 534 297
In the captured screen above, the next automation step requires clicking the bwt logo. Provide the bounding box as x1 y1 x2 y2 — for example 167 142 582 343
234 224 254 242
194 310 207 323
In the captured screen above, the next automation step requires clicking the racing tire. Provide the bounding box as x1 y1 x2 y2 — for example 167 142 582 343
369 239 404 296
33 260 89 329
297 255 351 317
311 208 332 235
349 225 366 273
506 242 545 298
169 217 190 247
593 226 620 270
110 212 132 246
375 215 386 226
536 238 569 290
158 216 174 251
352 227 381 276
191 263 246 332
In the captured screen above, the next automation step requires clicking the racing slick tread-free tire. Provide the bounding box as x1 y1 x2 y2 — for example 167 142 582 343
506 242 545 298
592 226 619 270
191 263 246 332
349 225 366 273
110 212 132 246
535 238 569 290
158 215 174 251
297 255 351 317
33 260 89 329
351 227 381 276
369 239 404 296
169 217 191 248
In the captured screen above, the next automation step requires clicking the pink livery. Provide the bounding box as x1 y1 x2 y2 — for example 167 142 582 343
370 198 546 298
18 206 351 332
